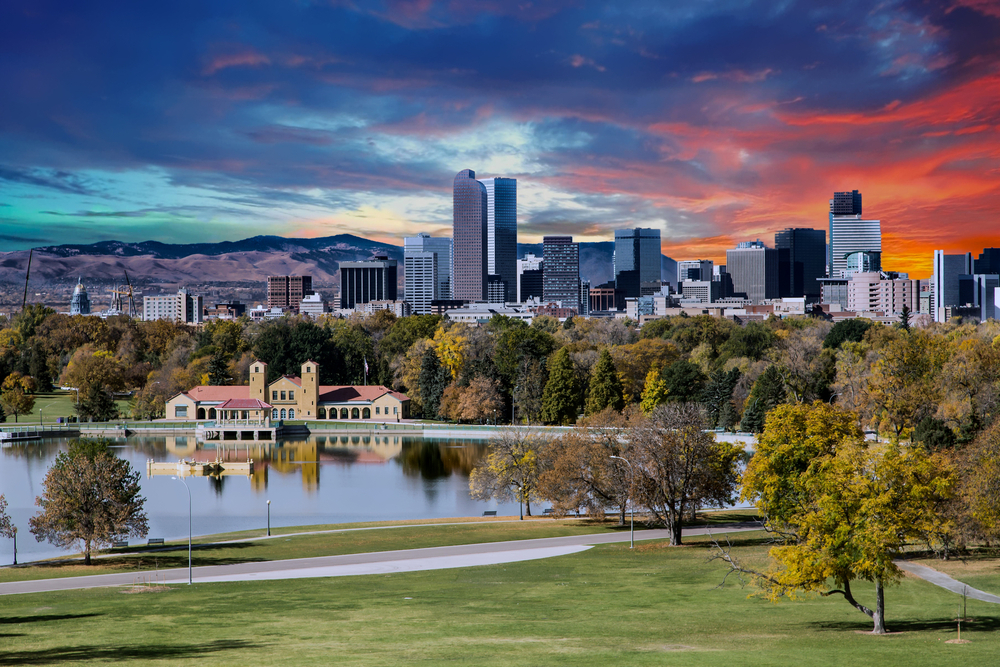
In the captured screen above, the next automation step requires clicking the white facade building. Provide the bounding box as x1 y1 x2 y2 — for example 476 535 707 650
404 233 452 313
299 293 329 317
830 216 882 279
143 289 203 324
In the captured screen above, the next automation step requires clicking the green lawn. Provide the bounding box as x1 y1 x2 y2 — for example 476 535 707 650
6 391 132 425
2 534 996 666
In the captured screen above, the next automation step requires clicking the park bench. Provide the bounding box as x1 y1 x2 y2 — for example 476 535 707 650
147 538 165 546
112 541 128 548
542 508 554 515
482 510 497 517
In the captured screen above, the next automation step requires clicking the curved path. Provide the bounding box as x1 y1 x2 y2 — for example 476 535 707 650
0 523 757 596
896 560 1000 604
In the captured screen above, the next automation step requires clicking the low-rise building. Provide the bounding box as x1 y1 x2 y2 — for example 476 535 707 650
166 360 410 422
143 288 203 324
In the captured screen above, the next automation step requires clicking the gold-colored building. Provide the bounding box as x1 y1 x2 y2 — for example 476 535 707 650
166 360 410 422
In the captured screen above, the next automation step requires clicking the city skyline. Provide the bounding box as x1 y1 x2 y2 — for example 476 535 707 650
1 2 999 279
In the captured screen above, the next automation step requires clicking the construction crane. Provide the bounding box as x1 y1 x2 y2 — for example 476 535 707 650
108 269 138 318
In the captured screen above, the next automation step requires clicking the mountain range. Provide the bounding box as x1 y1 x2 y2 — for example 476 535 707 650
0 234 677 289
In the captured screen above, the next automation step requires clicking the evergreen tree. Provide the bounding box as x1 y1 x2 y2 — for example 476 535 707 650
661 359 706 403
76 384 118 422
640 363 669 414
208 352 230 386
585 349 625 415
702 368 742 427
898 304 912 332
418 348 450 420
0 402 6 423
739 365 787 433
541 348 580 424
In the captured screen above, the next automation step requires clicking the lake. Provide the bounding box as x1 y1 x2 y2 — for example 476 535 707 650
0 433 525 563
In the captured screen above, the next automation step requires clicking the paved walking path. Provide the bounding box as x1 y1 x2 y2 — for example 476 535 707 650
0 523 758 596
896 560 1000 604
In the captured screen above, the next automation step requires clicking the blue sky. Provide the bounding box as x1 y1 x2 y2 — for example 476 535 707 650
1 0 999 275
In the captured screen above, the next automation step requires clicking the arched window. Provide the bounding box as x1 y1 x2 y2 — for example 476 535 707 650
197 408 206 420
362 408 371 419
272 409 278 419
288 408 295 419
340 408 349 419
318 407 326 419
280 409 287 419
351 408 360 419
208 408 216 420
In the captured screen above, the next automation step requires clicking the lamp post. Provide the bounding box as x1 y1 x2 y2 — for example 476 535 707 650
39 401 59 426
171 476 193 585
610 455 634 549
267 500 271 536
12 526 16 565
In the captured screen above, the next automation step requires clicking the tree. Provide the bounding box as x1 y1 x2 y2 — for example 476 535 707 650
539 409 632 522
898 304 912 331
585 349 625 415
29 438 148 564
640 364 669 415
208 351 230 385
0 494 14 541
513 357 547 424
864 329 943 438
0 372 35 423
456 376 504 424
702 368 741 428
959 419 1000 542
729 402 954 634
739 365 786 433
541 348 580 425
913 416 956 451
470 429 546 517
823 318 873 349
417 348 450 420
661 360 706 403
631 403 742 545
77 383 118 422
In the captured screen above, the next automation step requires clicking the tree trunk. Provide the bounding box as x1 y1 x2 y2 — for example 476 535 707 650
84 539 92 565
872 579 886 635
671 519 682 546
526 498 532 517
619 506 626 526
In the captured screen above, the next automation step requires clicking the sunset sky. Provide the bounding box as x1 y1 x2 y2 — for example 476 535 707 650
2 1 999 277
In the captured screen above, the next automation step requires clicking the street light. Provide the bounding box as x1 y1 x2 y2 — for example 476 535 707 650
11 526 16 565
171 476 193 585
267 500 271 536
39 401 59 426
610 455 634 549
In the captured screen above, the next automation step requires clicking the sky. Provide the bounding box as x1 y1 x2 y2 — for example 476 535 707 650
1 0 999 277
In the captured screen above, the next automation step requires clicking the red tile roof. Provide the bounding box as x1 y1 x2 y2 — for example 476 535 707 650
182 386 250 402
317 385 410 403
216 398 272 410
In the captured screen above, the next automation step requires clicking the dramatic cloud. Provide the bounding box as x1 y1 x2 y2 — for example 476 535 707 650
1 0 999 277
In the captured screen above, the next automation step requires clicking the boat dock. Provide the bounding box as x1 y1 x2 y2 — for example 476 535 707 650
146 457 254 478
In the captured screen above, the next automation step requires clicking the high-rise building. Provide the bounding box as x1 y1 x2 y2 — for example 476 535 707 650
404 233 452 314
543 236 580 310
774 228 826 299
143 288 203 324
828 191 880 279
267 275 313 313
844 250 882 276
580 279 591 317
487 275 506 304
676 260 713 284
726 240 779 304
452 169 488 301
958 273 999 322
846 272 918 316
479 177 517 302
517 253 543 302
404 251 437 315
339 256 398 309
975 248 1000 275
69 278 91 316
614 228 661 297
932 250 973 322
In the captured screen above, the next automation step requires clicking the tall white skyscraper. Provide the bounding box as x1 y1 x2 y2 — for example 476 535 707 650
404 233 452 314
828 190 881 279
478 176 517 302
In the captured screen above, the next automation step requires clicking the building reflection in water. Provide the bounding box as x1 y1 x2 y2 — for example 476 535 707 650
158 434 490 493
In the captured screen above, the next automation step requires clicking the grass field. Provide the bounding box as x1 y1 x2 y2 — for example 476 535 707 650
2 532 997 666
6 390 132 424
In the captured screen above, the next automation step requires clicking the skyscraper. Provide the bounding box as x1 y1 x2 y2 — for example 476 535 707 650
828 190 880 279
339 256 398 309
543 236 580 310
404 233 452 314
932 250 973 322
452 169 488 301
479 176 517 302
267 275 313 313
614 228 661 296
726 240 779 304
774 228 826 299
676 260 713 284
517 253 543 302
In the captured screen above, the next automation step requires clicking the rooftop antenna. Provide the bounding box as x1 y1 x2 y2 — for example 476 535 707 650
20 249 33 312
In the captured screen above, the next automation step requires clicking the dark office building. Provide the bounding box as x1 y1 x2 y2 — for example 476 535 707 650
542 236 580 310
615 270 640 299
830 190 862 216
614 228 661 296
267 275 313 313
519 269 543 302
452 169 488 301
339 257 398 309
774 227 826 299
975 248 1000 275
